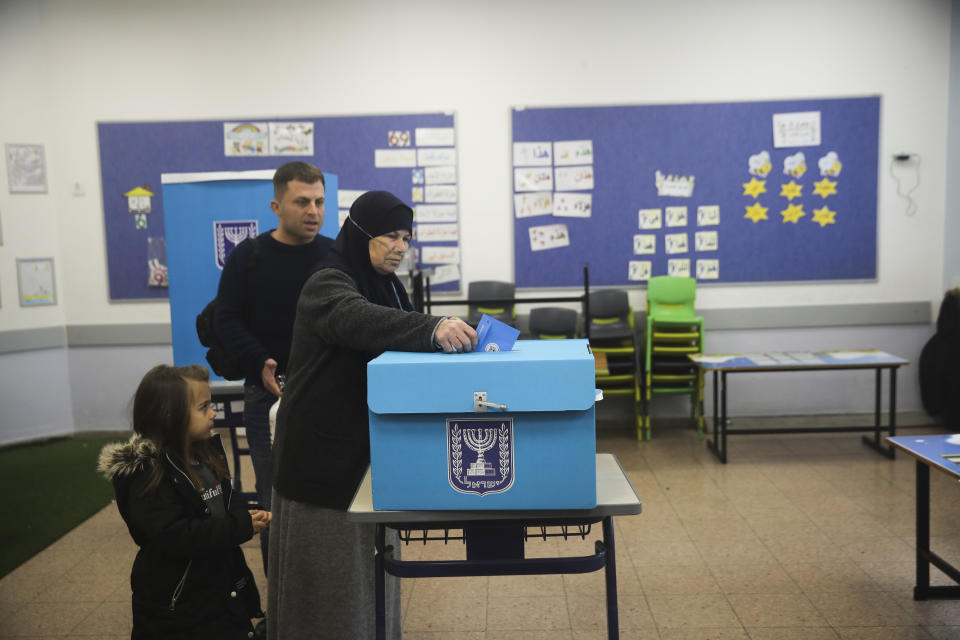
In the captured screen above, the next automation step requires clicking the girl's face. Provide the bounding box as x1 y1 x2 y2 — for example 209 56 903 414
186 379 216 444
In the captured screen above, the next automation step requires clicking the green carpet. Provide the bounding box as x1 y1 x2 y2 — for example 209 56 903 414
0 434 127 579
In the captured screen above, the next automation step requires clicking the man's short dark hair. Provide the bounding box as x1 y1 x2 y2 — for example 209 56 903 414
273 162 325 200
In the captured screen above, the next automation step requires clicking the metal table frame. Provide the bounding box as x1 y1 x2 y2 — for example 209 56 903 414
689 352 908 463
209 381 258 505
347 453 641 639
887 435 960 600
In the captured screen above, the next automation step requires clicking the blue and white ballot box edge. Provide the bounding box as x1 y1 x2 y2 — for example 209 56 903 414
367 339 597 510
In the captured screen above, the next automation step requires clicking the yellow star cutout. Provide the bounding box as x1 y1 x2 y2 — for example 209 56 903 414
744 202 768 223
742 177 767 199
812 178 837 199
780 180 803 200
781 204 805 223
811 206 836 227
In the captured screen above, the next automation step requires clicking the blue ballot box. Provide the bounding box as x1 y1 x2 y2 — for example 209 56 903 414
367 339 597 510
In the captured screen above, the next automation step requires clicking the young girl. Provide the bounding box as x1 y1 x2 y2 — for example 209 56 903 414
99 364 270 639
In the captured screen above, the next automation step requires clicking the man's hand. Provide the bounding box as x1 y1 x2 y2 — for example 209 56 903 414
261 358 282 397
435 317 478 353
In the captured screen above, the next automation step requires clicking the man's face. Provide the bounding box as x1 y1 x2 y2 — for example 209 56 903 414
271 179 325 245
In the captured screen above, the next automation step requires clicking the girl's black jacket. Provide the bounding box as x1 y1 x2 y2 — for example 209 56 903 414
98 434 262 639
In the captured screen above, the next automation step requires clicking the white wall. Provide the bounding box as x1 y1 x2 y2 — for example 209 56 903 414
947 0 960 290
0 0 953 442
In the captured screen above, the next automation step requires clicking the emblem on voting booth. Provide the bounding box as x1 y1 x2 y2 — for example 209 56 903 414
214 220 258 269
447 418 515 496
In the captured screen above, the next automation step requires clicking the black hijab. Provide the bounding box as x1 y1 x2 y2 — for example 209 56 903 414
318 190 414 310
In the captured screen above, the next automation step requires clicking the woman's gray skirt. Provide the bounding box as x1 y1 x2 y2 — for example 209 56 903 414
267 489 401 639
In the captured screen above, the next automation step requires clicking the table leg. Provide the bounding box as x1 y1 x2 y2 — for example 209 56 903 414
707 371 724 462
916 461 930 600
861 367 896 459
889 367 898 441
376 524 386 640
720 371 728 464
603 516 619 640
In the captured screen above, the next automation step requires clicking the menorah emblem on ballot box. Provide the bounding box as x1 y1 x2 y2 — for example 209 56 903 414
446 418 515 496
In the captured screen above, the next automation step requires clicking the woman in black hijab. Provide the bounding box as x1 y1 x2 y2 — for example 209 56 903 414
268 190 475 639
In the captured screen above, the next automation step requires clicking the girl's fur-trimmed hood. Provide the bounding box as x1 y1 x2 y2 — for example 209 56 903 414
97 434 159 481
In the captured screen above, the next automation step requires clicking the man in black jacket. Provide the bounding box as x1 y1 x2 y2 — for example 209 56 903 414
213 161 334 575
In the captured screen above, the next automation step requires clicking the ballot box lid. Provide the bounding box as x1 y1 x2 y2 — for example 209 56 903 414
367 339 596 415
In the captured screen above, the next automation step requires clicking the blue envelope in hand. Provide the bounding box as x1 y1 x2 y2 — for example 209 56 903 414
475 314 520 352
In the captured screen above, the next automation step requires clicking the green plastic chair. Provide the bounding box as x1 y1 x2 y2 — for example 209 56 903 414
644 276 704 438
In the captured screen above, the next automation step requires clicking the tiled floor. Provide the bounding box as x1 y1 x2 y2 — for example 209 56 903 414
3 417 960 638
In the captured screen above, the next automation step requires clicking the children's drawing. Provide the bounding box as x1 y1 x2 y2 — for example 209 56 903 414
514 192 552 218
748 151 772 177
513 142 552 166
554 166 594 191
818 151 842 177
553 192 592 218
223 122 268 156
553 140 593 166
529 223 570 251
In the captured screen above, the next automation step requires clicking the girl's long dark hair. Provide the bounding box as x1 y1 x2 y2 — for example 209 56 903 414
132 364 229 497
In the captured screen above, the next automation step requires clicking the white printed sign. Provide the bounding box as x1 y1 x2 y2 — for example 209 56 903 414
415 204 458 223
430 263 461 285
695 231 718 251
416 223 459 243
514 192 552 218
553 140 594 166
421 246 460 264
633 234 656 255
415 127 455 147
628 261 652 281
375 149 417 168
425 184 457 203
668 259 691 277
529 223 570 251
638 208 662 230
665 233 688 255
696 259 720 280
514 167 553 192
513 142 552 166
554 165 594 191
697 205 720 226
665 206 688 227
553 192 592 218
424 165 457 184
338 189 367 209
772 111 821 148
417 148 457 166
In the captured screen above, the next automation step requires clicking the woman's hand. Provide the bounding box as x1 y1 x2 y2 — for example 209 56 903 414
249 509 272 534
434 317 478 353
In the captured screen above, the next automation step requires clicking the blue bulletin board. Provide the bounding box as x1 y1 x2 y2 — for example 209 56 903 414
163 172 336 374
511 96 880 287
98 113 459 300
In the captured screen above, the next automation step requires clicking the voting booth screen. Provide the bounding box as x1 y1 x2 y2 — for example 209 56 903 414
162 173 339 380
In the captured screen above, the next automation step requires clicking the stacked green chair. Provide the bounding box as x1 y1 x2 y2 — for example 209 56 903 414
644 276 704 438
467 280 516 327
528 307 579 339
586 289 644 439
